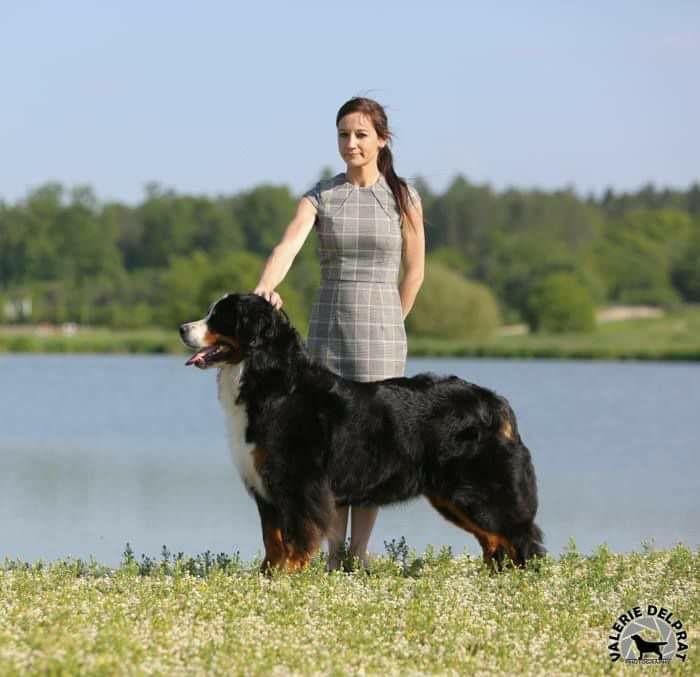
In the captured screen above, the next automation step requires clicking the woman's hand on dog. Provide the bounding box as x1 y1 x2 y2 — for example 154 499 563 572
253 284 284 310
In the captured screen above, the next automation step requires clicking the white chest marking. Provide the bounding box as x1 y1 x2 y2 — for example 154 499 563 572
217 362 269 500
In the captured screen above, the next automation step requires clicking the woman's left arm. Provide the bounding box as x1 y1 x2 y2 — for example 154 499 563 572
399 198 425 320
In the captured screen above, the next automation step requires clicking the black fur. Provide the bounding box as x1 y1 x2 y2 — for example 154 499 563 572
185 293 545 568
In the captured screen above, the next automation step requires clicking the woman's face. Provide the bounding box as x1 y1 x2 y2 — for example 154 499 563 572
337 112 386 170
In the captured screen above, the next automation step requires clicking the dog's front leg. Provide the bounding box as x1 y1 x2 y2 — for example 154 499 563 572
277 479 333 571
282 518 323 571
254 493 288 573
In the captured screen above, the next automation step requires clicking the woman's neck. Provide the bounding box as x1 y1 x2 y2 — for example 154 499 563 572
344 164 381 187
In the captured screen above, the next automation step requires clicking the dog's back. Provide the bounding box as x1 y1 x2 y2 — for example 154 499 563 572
314 371 545 566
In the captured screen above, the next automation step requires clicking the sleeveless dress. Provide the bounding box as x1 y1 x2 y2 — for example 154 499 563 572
302 172 421 382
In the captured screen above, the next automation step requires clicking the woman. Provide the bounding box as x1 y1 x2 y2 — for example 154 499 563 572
253 97 424 569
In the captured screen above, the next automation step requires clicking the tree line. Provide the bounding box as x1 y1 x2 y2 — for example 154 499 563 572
1 174 698 337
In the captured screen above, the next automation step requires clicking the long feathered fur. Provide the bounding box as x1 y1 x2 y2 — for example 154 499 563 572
183 293 546 570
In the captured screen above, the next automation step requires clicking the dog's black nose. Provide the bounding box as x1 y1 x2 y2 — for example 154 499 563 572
179 324 188 338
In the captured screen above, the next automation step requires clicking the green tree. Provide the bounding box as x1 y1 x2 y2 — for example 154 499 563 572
427 175 503 260
672 231 700 301
428 246 473 277
102 202 143 270
596 210 690 305
51 190 123 282
233 185 296 256
137 186 202 268
14 183 65 283
154 250 309 331
479 231 590 321
154 251 218 328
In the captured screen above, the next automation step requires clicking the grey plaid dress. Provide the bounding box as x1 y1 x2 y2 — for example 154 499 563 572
303 172 421 382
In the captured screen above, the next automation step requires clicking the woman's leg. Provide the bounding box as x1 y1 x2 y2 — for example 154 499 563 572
326 505 349 571
349 505 379 567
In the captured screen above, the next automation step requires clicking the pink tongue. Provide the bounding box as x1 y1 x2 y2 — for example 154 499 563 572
185 346 216 366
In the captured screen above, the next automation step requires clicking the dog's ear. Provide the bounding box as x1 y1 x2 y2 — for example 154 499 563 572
235 295 279 350
207 293 240 336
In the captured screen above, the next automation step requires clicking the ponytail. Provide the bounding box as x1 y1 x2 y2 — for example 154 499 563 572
378 145 417 231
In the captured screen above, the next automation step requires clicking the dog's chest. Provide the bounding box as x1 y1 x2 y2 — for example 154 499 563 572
217 363 269 500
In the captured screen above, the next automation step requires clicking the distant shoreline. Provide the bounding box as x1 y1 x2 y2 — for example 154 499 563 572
2 305 699 362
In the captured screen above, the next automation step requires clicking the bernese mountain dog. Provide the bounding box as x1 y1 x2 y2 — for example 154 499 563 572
180 293 545 572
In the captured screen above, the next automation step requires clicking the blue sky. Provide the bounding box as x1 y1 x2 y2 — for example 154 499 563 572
1 1 698 203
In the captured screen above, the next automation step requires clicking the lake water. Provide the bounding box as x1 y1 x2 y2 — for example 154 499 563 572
1 355 698 565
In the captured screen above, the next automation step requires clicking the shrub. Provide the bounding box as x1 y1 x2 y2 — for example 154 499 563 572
524 273 595 333
406 262 501 340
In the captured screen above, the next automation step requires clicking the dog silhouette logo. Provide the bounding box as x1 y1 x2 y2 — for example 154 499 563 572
608 604 688 663
629 633 667 659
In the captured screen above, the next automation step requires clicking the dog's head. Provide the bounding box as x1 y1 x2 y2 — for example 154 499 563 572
180 293 281 369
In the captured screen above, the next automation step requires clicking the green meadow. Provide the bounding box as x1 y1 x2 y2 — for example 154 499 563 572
0 544 696 675
2 305 700 361
410 304 700 361
0 328 181 356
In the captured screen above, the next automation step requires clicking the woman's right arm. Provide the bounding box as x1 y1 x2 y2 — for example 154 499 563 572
253 197 317 308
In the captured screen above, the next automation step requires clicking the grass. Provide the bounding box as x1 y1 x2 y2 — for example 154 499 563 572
0 543 697 675
410 304 700 361
2 305 700 360
0 328 181 355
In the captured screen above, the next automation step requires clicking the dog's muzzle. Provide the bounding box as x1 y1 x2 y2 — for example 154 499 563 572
180 320 240 369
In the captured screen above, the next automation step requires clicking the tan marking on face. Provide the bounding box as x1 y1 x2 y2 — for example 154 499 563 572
202 328 220 346
284 523 321 572
260 526 287 573
501 420 514 440
427 495 517 567
260 521 321 573
207 333 243 364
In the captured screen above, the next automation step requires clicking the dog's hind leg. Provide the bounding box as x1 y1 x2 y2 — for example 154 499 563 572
429 436 545 568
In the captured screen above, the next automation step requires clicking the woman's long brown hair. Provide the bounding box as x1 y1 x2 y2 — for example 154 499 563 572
336 97 418 230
